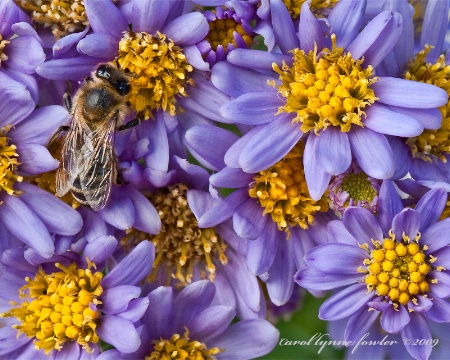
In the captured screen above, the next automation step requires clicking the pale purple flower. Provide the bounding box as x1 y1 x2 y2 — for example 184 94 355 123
186 124 335 306
211 0 448 201
0 240 155 358
97 280 279 360
296 181 450 360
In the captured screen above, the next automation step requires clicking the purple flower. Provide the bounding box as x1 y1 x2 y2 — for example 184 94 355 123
295 180 450 360
190 1 263 69
115 154 265 320
211 0 448 201
192 0 276 51
96 280 279 360
0 240 155 358
186 124 335 306
0 82 82 258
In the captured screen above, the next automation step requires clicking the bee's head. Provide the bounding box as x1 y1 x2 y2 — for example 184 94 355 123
95 63 131 96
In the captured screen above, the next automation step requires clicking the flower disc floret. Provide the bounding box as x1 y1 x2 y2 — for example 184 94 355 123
14 0 89 39
363 230 433 306
0 124 23 198
405 46 450 162
116 31 193 120
147 327 222 360
0 262 103 354
272 34 378 134
121 184 228 287
249 142 329 233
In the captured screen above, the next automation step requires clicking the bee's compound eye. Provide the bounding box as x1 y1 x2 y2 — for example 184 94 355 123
116 80 130 95
96 64 111 79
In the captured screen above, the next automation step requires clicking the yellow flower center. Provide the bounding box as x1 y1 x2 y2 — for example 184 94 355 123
0 262 103 354
205 13 253 52
0 124 23 199
363 230 437 306
0 34 10 65
272 34 378 134
116 31 194 120
147 328 222 360
14 0 89 39
121 184 228 288
28 137 80 209
249 142 329 234
282 0 339 19
404 46 450 162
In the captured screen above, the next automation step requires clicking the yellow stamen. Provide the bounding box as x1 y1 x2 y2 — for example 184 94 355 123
0 34 10 65
364 230 433 306
147 327 222 360
14 0 89 39
272 34 378 134
116 31 194 120
282 0 339 19
249 142 329 235
0 262 103 354
205 12 252 52
0 125 23 199
121 184 228 288
405 45 450 163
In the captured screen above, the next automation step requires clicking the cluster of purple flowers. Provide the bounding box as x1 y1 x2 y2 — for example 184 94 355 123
0 0 450 359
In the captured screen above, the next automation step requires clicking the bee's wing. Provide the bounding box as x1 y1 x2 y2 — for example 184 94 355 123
55 105 85 197
78 116 117 211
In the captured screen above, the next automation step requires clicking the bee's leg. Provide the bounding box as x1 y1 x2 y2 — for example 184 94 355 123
115 162 129 185
63 93 72 113
64 80 74 113
117 116 142 131
48 125 70 148
115 171 128 185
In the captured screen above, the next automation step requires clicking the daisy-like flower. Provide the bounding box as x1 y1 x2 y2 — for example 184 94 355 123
193 2 256 69
97 280 279 360
0 79 82 258
295 180 450 360
36 0 209 120
211 0 448 200
0 240 155 358
117 154 265 320
186 124 335 306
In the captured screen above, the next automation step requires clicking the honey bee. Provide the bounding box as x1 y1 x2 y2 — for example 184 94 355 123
50 63 141 211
